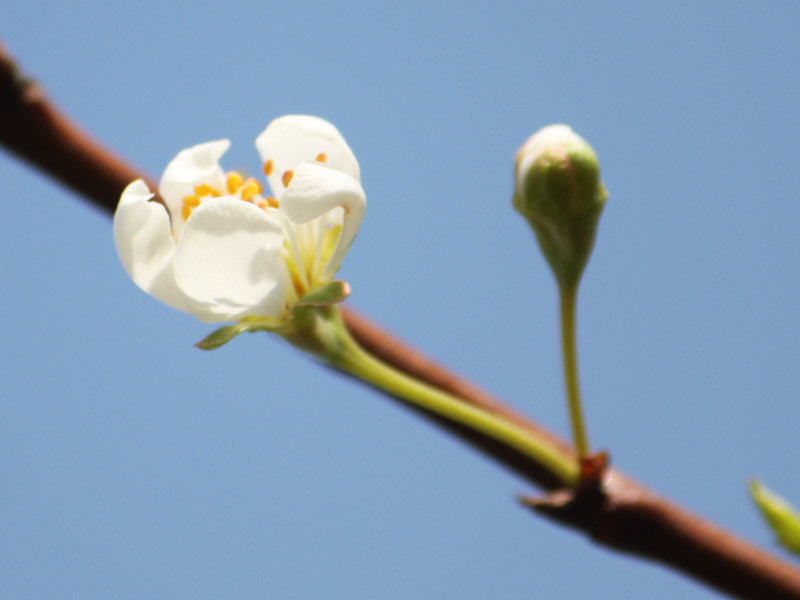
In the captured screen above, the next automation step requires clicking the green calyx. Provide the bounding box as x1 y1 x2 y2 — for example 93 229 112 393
513 125 607 289
195 280 352 352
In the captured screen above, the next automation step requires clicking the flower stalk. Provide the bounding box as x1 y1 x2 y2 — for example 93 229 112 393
559 283 589 458
290 307 580 487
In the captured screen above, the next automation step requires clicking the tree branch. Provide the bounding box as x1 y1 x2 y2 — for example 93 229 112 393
3 41 799 600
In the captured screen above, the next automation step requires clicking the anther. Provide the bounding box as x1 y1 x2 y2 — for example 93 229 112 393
316 153 327 163
226 172 244 194
194 183 220 198
282 170 294 187
263 159 274 176
247 177 263 193
240 179 262 201
266 196 280 209
181 195 201 222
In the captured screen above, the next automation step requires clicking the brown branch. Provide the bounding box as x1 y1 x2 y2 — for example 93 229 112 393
3 41 800 600
0 41 157 208
343 313 800 600
339 309 575 490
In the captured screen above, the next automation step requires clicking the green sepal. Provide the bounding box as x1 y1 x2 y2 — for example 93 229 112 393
750 479 800 557
295 280 351 307
195 316 283 350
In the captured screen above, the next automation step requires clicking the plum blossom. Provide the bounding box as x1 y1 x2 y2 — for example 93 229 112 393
114 115 366 324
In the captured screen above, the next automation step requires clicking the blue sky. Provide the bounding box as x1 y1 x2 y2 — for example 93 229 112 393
2 2 800 598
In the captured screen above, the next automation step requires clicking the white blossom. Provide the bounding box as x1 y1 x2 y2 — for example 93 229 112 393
114 115 365 323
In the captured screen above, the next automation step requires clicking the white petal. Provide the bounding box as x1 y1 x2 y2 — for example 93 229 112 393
173 197 288 323
113 180 189 313
159 139 231 237
255 115 360 197
280 162 366 279
516 125 579 189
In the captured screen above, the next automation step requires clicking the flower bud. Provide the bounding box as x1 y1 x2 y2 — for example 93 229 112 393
513 125 607 290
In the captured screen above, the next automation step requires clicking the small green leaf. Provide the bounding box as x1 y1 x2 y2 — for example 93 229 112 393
750 479 800 557
296 280 351 307
195 316 283 350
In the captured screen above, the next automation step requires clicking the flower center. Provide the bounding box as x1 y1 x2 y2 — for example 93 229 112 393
178 151 338 305
180 172 279 222
179 154 328 223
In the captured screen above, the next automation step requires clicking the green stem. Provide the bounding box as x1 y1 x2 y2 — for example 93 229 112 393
559 284 590 459
324 314 579 487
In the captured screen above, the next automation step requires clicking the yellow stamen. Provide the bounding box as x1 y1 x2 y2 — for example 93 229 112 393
181 195 201 222
266 196 280 209
257 199 268 210
282 170 294 187
226 172 244 194
290 267 306 298
263 159 274 176
247 177 263 193
194 183 220 198
316 153 327 163
240 179 261 201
